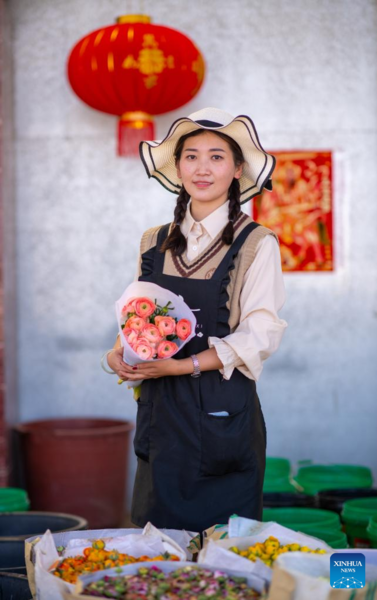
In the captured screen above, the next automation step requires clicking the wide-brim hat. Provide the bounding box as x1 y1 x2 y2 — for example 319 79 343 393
139 107 275 204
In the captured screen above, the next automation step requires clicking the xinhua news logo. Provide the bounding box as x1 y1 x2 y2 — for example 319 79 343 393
330 553 365 589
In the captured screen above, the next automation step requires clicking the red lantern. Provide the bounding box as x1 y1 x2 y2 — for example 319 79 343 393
67 15 205 156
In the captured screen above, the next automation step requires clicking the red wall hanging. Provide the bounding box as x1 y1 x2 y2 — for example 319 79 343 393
67 15 205 156
253 151 334 272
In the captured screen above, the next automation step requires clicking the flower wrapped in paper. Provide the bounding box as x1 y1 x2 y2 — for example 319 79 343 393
115 282 197 396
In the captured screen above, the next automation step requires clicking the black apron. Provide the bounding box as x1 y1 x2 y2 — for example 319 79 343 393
131 222 267 532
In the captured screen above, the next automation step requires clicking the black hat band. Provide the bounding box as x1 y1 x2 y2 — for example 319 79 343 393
195 119 223 127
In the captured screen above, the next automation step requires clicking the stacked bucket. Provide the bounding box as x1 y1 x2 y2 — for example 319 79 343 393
0 486 87 599
0 488 30 513
263 459 377 548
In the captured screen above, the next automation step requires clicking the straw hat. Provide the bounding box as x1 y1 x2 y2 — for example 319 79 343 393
139 107 275 204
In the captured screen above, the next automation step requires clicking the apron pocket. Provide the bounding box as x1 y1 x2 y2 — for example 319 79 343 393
134 401 152 462
200 405 253 476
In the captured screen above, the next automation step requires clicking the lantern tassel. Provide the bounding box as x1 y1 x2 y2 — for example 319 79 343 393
118 112 154 157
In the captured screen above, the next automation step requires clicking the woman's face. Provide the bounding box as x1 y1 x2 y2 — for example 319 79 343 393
176 131 243 207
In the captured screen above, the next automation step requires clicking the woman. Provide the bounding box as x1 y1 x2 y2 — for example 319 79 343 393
106 108 287 532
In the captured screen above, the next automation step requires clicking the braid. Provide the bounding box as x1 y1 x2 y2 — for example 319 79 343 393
160 187 190 256
222 179 241 245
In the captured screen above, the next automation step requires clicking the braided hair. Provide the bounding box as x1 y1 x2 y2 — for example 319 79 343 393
160 129 244 256
160 186 190 256
222 177 242 245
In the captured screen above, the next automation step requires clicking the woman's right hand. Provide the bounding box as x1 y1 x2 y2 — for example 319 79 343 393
107 347 135 381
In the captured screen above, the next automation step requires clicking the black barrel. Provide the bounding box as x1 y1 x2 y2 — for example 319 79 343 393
316 488 377 514
0 572 32 600
263 492 315 508
0 511 87 572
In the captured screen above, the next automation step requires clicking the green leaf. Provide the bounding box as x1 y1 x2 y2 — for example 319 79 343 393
166 334 178 341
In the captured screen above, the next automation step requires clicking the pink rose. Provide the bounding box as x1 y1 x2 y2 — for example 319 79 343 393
157 340 179 359
135 297 156 319
121 297 137 317
137 339 157 357
136 336 152 345
133 339 155 360
125 315 146 332
142 323 163 344
176 318 192 341
154 316 176 336
122 328 138 346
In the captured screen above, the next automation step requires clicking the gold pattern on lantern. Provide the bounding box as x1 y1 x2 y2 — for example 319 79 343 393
94 31 104 46
166 55 175 69
127 28 134 42
143 75 158 88
191 55 205 95
142 34 158 48
79 38 89 56
192 56 205 81
139 34 166 76
121 32 170 84
122 54 139 69
139 48 165 75
108 52 115 71
110 28 119 42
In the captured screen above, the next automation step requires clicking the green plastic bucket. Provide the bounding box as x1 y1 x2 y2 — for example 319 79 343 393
294 465 373 496
266 458 291 477
263 492 315 508
0 489 29 512
263 457 297 493
367 516 377 549
263 507 341 530
297 527 348 549
263 477 297 493
342 498 377 548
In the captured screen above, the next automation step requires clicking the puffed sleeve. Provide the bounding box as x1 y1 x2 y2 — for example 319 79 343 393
208 234 287 381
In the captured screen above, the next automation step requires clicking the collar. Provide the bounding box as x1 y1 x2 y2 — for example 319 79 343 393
180 199 230 240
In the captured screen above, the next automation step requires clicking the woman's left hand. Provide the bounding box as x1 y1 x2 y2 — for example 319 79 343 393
123 358 179 381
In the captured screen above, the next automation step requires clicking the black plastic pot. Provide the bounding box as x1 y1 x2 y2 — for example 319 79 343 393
0 511 87 572
316 488 377 514
0 572 31 600
263 492 315 508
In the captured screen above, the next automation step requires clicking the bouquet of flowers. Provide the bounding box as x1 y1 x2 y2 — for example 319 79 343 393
115 282 197 392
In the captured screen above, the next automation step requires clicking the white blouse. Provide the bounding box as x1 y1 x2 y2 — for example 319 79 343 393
179 200 288 381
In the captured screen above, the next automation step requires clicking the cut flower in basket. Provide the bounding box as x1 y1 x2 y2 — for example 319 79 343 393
115 282 197 394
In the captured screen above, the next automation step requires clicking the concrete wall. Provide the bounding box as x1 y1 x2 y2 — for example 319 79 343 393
1 0 17 485
7 0 377 506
